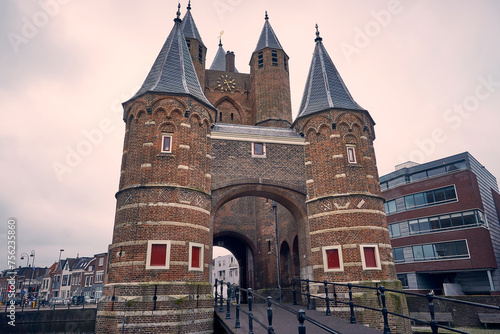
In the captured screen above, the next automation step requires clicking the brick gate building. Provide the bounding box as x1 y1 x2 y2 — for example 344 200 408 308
96 3 403 333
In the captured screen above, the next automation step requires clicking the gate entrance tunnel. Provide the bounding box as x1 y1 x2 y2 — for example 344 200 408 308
212 189 307 295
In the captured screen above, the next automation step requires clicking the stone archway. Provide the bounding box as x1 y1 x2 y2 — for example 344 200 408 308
210 181 310 291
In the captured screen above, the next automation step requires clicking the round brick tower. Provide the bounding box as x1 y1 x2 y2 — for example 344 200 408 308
250 12 292 128
293 26 396 283
96 6 216 333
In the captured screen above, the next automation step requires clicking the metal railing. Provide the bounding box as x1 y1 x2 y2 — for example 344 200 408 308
291 278 500 334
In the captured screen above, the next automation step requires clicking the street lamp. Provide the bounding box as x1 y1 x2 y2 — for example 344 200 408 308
272 201 282 303
20 250 35 303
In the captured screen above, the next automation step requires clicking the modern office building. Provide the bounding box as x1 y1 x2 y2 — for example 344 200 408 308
380 152 500 295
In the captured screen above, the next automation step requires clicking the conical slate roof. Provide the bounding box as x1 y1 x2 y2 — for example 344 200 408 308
254 12 283 52
181 1 205 47
296 26 364 119
129 7 214 109
210 39 238 72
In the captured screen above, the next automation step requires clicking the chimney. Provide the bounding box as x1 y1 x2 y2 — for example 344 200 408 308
225 51 235 72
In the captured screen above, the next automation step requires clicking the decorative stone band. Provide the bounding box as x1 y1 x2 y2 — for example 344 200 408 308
98 308 214 317
110 239 210 249
109 260 209 269
308 209 386 220
114 220 210 232
211 131 305 146
120 319 213 331
306 192 384 204
313 261 393 270
116 202 210 215
310 225 389 236
311 243 392 252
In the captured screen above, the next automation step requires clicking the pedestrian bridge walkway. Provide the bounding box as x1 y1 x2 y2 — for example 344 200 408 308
215 299 383 334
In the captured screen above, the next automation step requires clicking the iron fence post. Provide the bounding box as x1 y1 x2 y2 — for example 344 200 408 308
214 279 218 309
348 283 356 324
333 283 338 307
226 282 231 319
267 296 274 334
324 281 331 316
298 309 306 334
235 285 241 329
306 279 311 310
379 286 391 334
292 278 297 305
426 292 438 334
219 280 224 313
248 288 254 334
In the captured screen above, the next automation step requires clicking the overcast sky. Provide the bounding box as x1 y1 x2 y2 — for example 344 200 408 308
1 0 499 268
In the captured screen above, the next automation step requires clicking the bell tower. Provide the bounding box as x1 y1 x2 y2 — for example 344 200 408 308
96 5 215 333
250 12 292 128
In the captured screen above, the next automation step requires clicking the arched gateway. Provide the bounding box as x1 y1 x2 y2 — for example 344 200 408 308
96 4 407 333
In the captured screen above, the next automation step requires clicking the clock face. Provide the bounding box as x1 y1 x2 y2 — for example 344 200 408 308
216 74 236 92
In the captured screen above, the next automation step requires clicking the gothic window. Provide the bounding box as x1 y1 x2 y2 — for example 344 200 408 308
252 142 266 157
322 245 344 272
360 244 381 270
347 145 357 164
258 51 263 68
189 242 204 271
161 134 172 153
146 240 171 270
272 50 278 66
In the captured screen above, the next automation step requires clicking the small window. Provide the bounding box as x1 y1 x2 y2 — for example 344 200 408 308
198 45 203 63
252 143 266 157
189 242 204 271
146 240 171 270
360 244 381 270
98 257 104 267
347 146 357 164
284 56 288 71
186 39 191 49
272 50 278 66
322 245 343 272
258 51 263 68
161 134 172 153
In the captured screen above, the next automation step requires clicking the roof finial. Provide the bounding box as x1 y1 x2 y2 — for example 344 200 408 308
174 2 181 23
265 11 269 20
187 0 191 11
315 24 322 42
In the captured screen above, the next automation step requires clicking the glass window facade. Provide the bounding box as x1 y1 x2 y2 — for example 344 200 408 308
393 240 469 263
384 185 457 215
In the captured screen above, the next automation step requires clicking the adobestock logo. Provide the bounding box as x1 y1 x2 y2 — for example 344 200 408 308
213 0 245 21
7 0 72 54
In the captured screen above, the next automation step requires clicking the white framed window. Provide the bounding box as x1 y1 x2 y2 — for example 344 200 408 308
347 145 357 164
95 270 104 283
252 142 266 157
189 242 204 271
360 244 381 270
161 134 173 153
322 245 344 272
98 257 104 267
146 240 171 270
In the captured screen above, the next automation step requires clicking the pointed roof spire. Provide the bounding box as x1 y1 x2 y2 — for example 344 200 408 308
254 11 283 52
181 0 205 46
210 37 238 72
296 25 364 119
128 5 214 109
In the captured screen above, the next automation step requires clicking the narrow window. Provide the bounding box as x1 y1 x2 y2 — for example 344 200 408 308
252 142 266 157
189 242 204 271
219 112 223 122
360 244 381 270
186 39 190 49
161 134 172 153
258 51 263 68
272 50 278 66
284 55 288 71
198 45 203 63
347 145 357 164
322 246 343 272
146 240 171 270
231 113 234 121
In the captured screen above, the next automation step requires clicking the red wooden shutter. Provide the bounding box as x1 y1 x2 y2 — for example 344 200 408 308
191 246 201 268
150 244 167 266
326 249 340 269
364 247 377 268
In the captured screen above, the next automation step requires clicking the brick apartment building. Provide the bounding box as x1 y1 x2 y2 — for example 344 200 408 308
380 152 500 295
97 3 406 333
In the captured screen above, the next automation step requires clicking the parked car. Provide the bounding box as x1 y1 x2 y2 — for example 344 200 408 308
63 298 71 305
72 295 85 305
49 297 63 306
84 296 95 304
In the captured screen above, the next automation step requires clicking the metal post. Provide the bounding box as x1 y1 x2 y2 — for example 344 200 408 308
292 278 297 305
306 279 311 310
235 285 241 329
348 283 356 324
298 309 306 334
153 284 157 311
324 281 331 316
267 296 274 334
426 292 438 334
214 279 218 309
219 280 224 313
380 286 391 334
248 288 254 334
226 282 231 319
272 201 282 303
333 283 338 307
